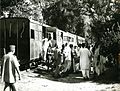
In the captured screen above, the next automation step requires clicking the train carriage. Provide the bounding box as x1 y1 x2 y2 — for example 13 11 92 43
0 18 42 70
0 17 85 71
42 24 85 49
29 19 42 61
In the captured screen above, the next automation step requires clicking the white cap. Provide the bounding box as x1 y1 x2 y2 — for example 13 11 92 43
9 45 15 50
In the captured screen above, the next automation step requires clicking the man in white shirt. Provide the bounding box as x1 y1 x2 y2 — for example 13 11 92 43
79 43 91 80
1 45 21 91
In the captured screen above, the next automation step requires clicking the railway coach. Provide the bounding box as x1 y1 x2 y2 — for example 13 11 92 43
0 17 85 70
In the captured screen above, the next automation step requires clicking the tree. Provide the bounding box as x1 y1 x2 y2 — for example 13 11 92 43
89 0 120 69
0 0 44 22
42 0 87 37
1 0 20 8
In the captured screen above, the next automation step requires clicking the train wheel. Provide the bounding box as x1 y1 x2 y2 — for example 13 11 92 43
29 63 33 68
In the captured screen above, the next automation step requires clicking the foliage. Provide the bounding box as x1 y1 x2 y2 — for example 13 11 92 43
42 0 88 37
1 0 21 8
90 0 120 64
0 0 44 22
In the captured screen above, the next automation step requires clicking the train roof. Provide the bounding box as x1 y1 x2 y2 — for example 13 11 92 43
0 17 85 40
30 19 42 25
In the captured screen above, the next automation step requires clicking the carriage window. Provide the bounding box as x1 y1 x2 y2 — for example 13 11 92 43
64 36 67 41
53 32 56 40
42 26 47 38
31 29 35 39
68 37 71 42
61 32 63 39
48 33 51 39
72 38 74 42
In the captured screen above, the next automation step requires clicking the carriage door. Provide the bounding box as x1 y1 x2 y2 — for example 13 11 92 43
2 19 18 55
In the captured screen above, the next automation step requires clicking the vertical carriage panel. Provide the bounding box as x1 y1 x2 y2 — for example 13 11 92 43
17 19 30 66
30 22 36 60
0 19 4 59
0 18 30 69
38 27 42 54
0 20 1 59
73 35 77 46
0 18 19 54
63 32 68 45
30 20 42 60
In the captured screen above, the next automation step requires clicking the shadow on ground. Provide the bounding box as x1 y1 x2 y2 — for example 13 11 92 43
31 66 120 84
92 67 120 84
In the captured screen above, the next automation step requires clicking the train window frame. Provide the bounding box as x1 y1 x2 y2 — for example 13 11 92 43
31 29 35 39
35 31 39 40
61 32 63 39
38 31 42 41
72 38 74 42
68 37 71 42
63 36 68 41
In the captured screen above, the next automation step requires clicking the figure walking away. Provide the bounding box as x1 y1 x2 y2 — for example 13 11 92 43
79 43 91 80
1 45 21 91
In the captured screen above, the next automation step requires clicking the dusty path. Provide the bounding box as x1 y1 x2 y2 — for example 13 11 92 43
0 68 120 91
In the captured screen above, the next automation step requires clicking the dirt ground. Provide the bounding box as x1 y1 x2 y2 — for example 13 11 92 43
0 66 120 91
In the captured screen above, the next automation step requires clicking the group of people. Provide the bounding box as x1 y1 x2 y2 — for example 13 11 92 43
42 39 108 80
42 39 90 77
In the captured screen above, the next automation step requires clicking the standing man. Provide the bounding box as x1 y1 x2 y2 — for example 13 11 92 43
79 43 91 80
1 45 21 91
53 45 61 77
42 38 49 62
61 43 72 74
72 46 78 73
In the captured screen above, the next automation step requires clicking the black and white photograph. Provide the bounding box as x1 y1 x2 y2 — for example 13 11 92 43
0 0 120 91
